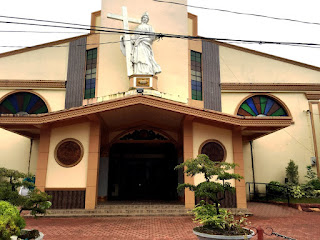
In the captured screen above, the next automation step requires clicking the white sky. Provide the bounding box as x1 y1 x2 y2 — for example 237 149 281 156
0 0 319 67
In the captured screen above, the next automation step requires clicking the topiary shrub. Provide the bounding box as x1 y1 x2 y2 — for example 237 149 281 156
0 201 26 240
175 154 251 236
286 160 299 185
0 167 51 217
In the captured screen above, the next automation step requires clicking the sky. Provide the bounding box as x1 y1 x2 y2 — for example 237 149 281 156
0 0 319 67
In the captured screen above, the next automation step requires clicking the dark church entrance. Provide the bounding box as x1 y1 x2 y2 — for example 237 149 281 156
108 142 178 201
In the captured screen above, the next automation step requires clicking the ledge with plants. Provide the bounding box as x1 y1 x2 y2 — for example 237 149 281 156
175 154 253 240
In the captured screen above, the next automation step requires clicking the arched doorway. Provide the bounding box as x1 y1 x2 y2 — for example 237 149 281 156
108 141 178 201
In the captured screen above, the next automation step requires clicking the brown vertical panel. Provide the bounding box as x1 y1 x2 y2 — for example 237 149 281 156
65 37 87 109
46 190 86 209
202 41 221 111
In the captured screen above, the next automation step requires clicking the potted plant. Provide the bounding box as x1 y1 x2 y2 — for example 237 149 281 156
0 168 51 240
175 154 253 240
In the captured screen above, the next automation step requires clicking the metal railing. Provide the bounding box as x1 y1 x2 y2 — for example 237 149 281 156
246 182 291 205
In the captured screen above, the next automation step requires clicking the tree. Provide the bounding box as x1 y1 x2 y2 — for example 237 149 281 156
175 155 251 236
175 154 242 214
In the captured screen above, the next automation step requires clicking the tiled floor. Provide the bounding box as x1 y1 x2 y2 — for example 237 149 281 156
25 202 320 239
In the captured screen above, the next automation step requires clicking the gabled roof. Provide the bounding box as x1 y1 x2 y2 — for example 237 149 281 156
0 94 293 141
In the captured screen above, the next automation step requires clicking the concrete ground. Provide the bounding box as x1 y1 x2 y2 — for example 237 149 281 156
25 202 320 239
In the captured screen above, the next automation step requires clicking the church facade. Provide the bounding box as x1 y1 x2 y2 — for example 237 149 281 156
0 0 319 210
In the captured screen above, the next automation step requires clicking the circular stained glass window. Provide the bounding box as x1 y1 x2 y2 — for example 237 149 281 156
201 141 226 162
55 139 84 167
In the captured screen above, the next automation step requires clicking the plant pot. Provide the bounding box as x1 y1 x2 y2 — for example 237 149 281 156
193 229 254 240
11 229 44 240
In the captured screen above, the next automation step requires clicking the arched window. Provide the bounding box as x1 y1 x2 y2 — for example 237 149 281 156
0 92 48 114
237 95 288 117
200 140 226 162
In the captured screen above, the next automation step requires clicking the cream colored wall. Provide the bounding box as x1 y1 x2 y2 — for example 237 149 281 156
192 122 234 186
98 0 189 101
0 43 69 80
220 46 320 84
0 129 31 173
222 92 314 184
46 122 90 188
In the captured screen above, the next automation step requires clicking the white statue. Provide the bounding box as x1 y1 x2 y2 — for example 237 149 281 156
130 12 161 75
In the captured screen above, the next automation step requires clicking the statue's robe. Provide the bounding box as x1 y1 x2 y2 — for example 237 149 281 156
131 23 161 75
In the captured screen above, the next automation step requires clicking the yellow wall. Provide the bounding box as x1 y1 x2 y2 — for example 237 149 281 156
192 122 234 186
222 92 315 184
0 129 31 173
0 43 69 81
220 46 320 84
97 0 189 101
46 122 90 188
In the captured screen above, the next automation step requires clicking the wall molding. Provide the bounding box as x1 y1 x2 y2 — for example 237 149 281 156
0 80 66 89
221 83 320 92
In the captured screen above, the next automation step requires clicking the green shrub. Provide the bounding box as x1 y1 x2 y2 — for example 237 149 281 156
301 182 316 198
309 179 320 190
305 165 317 181
0 201 26 240
286 160 299 185
287 184 304 198
193 201 248 235
267 181 286 198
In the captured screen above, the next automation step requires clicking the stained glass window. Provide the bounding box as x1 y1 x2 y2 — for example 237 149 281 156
237 95 288 117
0 92 48 114
84 48 97 99
191 51 202 101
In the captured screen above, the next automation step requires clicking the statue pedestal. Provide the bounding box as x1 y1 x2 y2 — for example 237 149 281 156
129 75 158 90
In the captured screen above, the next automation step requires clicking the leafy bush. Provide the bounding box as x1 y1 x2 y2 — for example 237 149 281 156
301 183 316 198
193 201 248 235
286 160 299 185
267 181 286 198
305 165 317 181
309 179 320 190
0 201 26 240
0 167 51 217
304 165 320 190
287 184 304 199
314 190 320 198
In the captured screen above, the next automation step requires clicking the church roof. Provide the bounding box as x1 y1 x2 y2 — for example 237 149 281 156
0 94 293 141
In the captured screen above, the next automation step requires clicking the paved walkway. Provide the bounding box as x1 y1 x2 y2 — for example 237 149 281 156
25 202 320 239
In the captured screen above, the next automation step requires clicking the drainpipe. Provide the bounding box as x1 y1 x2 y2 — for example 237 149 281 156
28 139 33 174
249 141 256 197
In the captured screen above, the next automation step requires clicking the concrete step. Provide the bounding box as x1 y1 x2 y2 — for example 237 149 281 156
41 204 191 217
